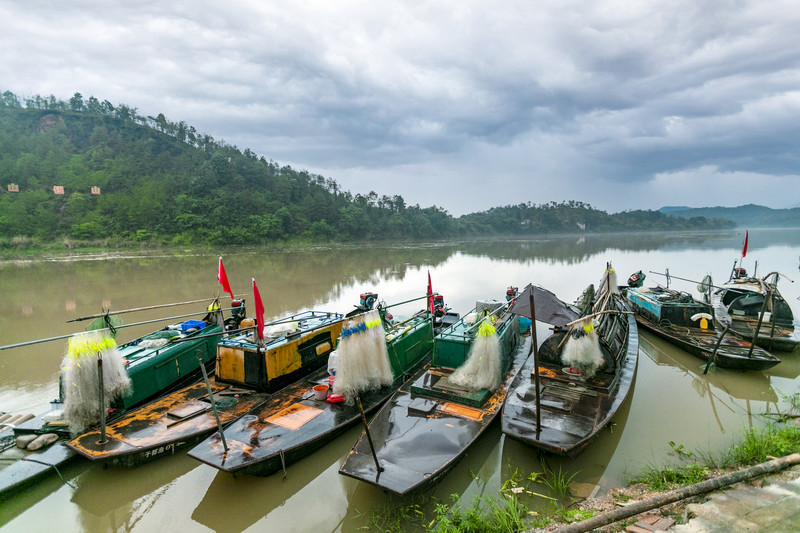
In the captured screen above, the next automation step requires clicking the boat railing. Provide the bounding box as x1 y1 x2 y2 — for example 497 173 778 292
219 311 344 348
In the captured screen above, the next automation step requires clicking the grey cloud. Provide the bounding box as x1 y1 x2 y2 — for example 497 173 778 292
1 0 798 215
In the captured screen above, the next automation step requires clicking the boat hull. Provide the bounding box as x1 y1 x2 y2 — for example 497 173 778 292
66 381 264 467
339 313 522 495
502 299 638 457
188 316 435 477
66 314 344 466
0 316 225 497
634 314 780 371
626 286 780 371
0 439 75 500
714 279 798 353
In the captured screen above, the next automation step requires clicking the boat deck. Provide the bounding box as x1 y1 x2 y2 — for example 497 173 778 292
502 299 638 457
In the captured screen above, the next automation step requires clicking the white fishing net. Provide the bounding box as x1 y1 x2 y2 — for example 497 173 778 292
561 317 603 378
449 318 502 391
61 330 131 434
333 311 393 401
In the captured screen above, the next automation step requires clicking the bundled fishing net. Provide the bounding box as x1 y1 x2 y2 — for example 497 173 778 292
593 265 619 313
561 317 603 378
697 274 713 299
333 312 393 402
450 318 502 391
85 314 123 337
264 321 298 339
463 312 478 326
62 330 131 434
365 310 393 383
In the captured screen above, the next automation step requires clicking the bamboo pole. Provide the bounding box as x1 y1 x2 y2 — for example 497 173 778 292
0 307 240 352
96 357 107 445
66 296 243 322
380 293 437 310
565 309 631 327
529 288 541 435
555 453 800 533
704 323 730 375
355 393 383 473
747 286 772 358
197 350 228 453
649 271 728 292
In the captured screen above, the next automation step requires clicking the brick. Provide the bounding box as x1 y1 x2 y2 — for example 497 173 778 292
625 526 653 533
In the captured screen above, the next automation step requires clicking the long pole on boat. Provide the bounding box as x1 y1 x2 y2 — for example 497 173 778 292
355 393 383 473
379 293 434 311
66 296 243 322
766 273 780 351
747 285 773 358
648 271 729 292
704 323 730 375
529 287 542 435
196 350 228 453
0 307 241 352
97 357 107 444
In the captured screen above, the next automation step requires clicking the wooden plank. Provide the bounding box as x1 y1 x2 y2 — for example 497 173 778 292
265 404 323 431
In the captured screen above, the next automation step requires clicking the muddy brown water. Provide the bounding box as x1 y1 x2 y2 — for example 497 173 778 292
1 230 799 532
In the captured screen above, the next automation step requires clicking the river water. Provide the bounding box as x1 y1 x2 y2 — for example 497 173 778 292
1 230 799 532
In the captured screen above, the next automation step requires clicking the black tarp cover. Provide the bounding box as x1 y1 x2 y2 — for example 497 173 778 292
509 284 579 327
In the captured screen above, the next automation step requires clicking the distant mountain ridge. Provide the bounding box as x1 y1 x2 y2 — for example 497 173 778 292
659 204 800 228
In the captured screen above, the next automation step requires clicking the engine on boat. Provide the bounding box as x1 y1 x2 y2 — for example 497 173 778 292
224 299 246 330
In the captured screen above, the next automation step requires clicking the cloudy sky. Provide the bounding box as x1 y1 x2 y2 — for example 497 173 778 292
2 1 798 215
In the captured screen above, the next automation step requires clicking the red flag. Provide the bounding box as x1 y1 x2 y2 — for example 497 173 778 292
252 278 265 340
427 271 434 314
741 230 748 258
217 257 234 299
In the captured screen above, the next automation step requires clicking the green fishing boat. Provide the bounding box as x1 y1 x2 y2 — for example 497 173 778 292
1 300 242 499
339 292 522 495
188 294 443 478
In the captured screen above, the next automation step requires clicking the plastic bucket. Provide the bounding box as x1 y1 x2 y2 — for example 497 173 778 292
313 384 329 401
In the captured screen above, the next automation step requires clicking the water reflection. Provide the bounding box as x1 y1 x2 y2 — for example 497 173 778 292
192 425 360 532
500 370 635 500
638 332 781 436
70 455 199 531
2 230 800 533
640 333 778 403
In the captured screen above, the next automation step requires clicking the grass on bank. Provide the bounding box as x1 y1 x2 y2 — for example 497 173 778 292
356 419 800 532
630 421 800 493
356 466 591 533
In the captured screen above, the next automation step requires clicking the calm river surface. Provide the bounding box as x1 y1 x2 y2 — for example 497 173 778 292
1 230 799 532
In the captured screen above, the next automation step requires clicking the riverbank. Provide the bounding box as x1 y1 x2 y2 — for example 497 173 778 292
540 458 800 532
533 418 800 532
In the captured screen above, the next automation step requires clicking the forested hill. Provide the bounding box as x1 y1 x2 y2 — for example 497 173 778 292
659 205 800 228
0 90 733 245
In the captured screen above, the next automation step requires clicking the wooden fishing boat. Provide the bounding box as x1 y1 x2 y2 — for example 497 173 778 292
0 302 236 498
626 285 780 371
502 267 638 457
188 300 443 477
338 294 521 496
714 268 798 353
66 310 344 467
